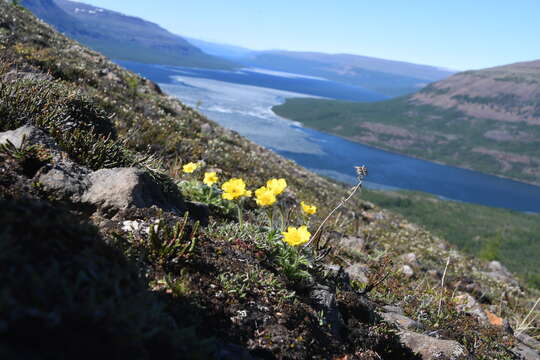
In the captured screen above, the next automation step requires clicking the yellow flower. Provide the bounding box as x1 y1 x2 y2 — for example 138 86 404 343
182 162 199 173
221 178 250 200
281 225 311 246
266 178 287 195
300 201 317 215
255 186 277 207
203 172 219 186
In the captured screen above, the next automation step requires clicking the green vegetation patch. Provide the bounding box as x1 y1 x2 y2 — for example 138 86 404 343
362 189 540 288
273 97 540 185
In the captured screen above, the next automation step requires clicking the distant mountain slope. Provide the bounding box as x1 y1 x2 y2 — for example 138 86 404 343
184 38 455 97
186 37 254 59
412 59 540 124
274 60 540 185
21 0 237 69
249 51 455 82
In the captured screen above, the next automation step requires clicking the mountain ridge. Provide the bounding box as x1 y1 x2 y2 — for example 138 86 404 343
187 37 456 96
273 59 540 185
22 0 454 97
21 0 237 69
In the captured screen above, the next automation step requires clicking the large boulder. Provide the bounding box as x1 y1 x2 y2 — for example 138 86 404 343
81 168 184 216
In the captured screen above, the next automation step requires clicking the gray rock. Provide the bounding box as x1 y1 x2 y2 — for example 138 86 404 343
513 343 540 360
382 305 404 314
0 125 58 150
323 264 351 290
200 123 213 135
485 260 519 286
380 311 424 331
399 330 472 359
38 162 91 202
310 284 344 338
517 333 540 352
82 168 185 216
0 126 92 200
340 235 365 251
454 293 488 324
185 201 210 226
401 252 419 266
344 263 369 284
401 264 415 278
0 126 186 217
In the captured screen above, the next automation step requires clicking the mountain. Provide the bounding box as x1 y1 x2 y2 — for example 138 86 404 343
21 0 453 95
21 0 237 69
273 60 540 185
186 38 456 96
185 37 254 59
411 60 540 124
1 2 539 358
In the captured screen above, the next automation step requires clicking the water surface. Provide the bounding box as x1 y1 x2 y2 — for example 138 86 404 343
118 61 540 213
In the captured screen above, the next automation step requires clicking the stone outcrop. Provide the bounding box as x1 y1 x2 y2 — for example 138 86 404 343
1 126 185 216
82 167 184 216
399 330 472 360
484 260 520 287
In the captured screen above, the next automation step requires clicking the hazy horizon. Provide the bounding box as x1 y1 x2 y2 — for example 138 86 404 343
69 0 540 71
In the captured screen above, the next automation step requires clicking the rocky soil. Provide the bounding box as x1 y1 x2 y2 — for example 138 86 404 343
1 1 539 359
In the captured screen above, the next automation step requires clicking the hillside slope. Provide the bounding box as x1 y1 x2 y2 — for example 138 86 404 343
1 2 538 359
273 60 540 185
21 0 236 69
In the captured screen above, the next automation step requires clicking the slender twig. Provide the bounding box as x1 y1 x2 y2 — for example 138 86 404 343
441 257 451 288
437 256 451 317
360 271 391 295
305 179 363 248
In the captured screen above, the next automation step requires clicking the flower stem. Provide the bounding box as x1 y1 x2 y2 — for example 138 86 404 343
237 202 243 227
278 205 286 231
305 177 364 248
265 207 274 229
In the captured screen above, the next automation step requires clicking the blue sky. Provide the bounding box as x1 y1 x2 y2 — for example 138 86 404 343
74 0 540 70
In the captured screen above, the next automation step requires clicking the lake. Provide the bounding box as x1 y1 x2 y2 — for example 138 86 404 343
118 61 540 213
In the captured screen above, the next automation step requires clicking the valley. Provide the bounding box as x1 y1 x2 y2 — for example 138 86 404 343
273 60 540 186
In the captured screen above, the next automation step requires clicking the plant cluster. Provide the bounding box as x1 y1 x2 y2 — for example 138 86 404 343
179 161 319 247
0 135 51 177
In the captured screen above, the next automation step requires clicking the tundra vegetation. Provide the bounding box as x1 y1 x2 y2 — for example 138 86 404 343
0 2 538 359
